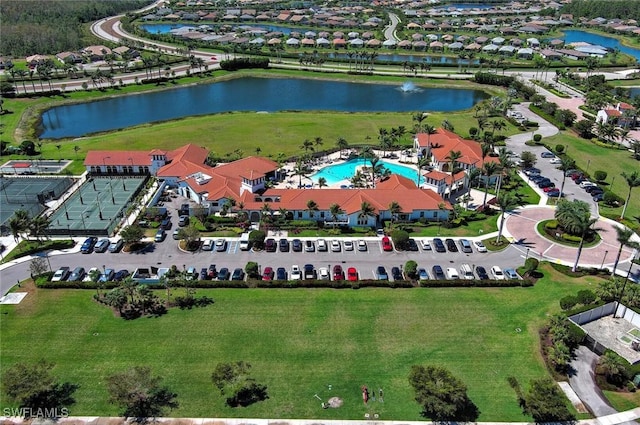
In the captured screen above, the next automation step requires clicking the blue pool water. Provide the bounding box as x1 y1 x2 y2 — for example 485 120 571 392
141 23 295 35
310 158 420 186
562 30 640 61
141 24 196 34
433 3 495 10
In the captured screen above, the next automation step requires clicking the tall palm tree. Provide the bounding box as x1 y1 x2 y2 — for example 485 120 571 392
313 137 323 154
611 226 640 276
388 201 402 228
317 177 327 189
336 137 349 159
412 112 427 133
329 203 343 229
306 199 318 219
496 148 514 198
555 200 600 272
480 142 492 166
359 201 376 226
300 139 314 155
620 171 640 220
369 155 380 188
423 124 437 159
494 194 519 244
465 168 481 208
29 215 50 242
260 203 272 225
444 150 462 199
481 161 500 209
557 157 576 198
416 156 430 187
292 160 308 188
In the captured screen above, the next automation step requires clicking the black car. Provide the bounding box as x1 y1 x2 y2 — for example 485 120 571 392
276 267 287 280
538 180 555 189
475 266 489 280
585 185 602 194
292 239 303 252
160 219 172 230
593 193 604 202
217 268 230 280
231 268 245 281
279 238 290 252
376 266 388 280
530 175 546 183
200 268 209 280
406 239 419 251
523 167 541 176
432 265 446 280
80 237 98 254
433 238 446 253
113 269 130 281
445 238 458 252
265 238 277 252
391 266 403 280
303 264 316 280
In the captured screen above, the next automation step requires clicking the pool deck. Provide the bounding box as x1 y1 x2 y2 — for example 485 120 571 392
275 149 419 189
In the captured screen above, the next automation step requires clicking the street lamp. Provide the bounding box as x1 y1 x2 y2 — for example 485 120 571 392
525 248 530 262
600 250 608 271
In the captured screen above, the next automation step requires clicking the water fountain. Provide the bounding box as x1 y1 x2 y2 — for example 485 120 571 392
399 81 420 93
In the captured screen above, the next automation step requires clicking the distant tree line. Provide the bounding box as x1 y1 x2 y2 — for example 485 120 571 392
0 0 148 57
560 0 640 21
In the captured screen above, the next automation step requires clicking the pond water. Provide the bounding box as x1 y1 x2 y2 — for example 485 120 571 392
311 158 420 186
432 3 496 10
562 30 640 61
39 77 489 139
141 23 297 35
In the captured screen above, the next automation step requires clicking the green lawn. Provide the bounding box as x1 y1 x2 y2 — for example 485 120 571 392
0 264 595 420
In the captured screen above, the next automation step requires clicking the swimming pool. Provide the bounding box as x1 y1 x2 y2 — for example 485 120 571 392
310 158 421 186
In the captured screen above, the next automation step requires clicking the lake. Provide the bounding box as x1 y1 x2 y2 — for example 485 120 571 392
562 30 640 61
39 77 489 139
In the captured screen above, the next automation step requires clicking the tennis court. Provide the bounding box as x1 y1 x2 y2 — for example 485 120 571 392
48 176 148 237
0 176 74 235
0 159 72 175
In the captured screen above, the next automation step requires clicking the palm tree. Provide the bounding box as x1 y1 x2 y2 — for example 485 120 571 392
388 201 402 228
481 161 500 209
494 194 519 244
359 201 376 226
317 177 327 189
423 125 438 159
416 156 430 187
491 119 506 134
555 200 600 272
292 160 308 188
313 137 323 154
620 171 640 220
300 139 314 155
329 203 343 229
465 168 481 208
336 137 349 159
29 216 50 242
557 157 576 198
306 199 318 219
368 155 380 188
412 112 427 133
496 148 514 198
611 226 640 276
444 150 462 199
260 203 272 224
255 146 262 156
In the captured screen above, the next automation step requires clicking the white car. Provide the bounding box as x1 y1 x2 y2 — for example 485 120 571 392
357 240 367 252
201 239 214 251
331 239 341 252
550 157 562 164
318 267 330 280
83 267 100 282
579 180 596 188
343 240 354 251
474 241 487 253
290 265 302 280
491 266 505 280
421 239 432 250
446 268 459 280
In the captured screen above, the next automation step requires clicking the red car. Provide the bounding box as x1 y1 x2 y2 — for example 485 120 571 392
262 266 274 281
347 267 358 282
333 265 344 281
543 185 557 192
382 236 393 252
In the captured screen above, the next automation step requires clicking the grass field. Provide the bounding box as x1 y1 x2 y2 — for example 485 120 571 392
0 264 594 420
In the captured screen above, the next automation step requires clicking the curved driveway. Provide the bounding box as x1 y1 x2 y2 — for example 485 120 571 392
383 12 401 42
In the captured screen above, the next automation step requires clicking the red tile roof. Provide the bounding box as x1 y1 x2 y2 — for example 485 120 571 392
84 150 155 166
605 109 622 117
416 128 497 166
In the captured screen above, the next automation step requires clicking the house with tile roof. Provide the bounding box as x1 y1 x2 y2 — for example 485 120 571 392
596 102 637 127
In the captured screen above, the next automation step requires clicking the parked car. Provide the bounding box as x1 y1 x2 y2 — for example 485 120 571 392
231 268 245 281
160 219 172 230
98 268 115 283
83 267 100 282
172 229 180 240
185 267 197 280
51 266 71 282
433 238 446 253
303 264 316 280
579 180 596 189
207 264 218 279
94 238 110 253
113 269 130 281
201 239 214 251
543 185 558 192
418 268 430 280
431 265 446 280
331 239 342 252
459 264 475 280
108 239 124 253
421 239 432 251
445 238 458 252
332 265 344 280
290 265 302 280
549 157 562 164
391 266 403 280
475 266 490 280
504 268 520 280
593 193 604 202
305 240 315 252
406 238 419 251
347 267 358 282
376 266 389 280
68 267 86 282
318 267 330 280
357 240 367 252
276 267 287 281
459 239 472 253
474 241 487 253
317 239 328 252
80 236 98 254
491 266 505 280
215 239 227 252
538 180 555 189
547 189 562 198
446 268 459 279
154 229 166 242
178 215 189 227
540 151 555 158
279 238 290 252
523 167 541 176
200 268 209 280
381 236 393 252
265 238 276 252
217 268 230 280
343 240 354 251
292 239 302 252
262 267 274 281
